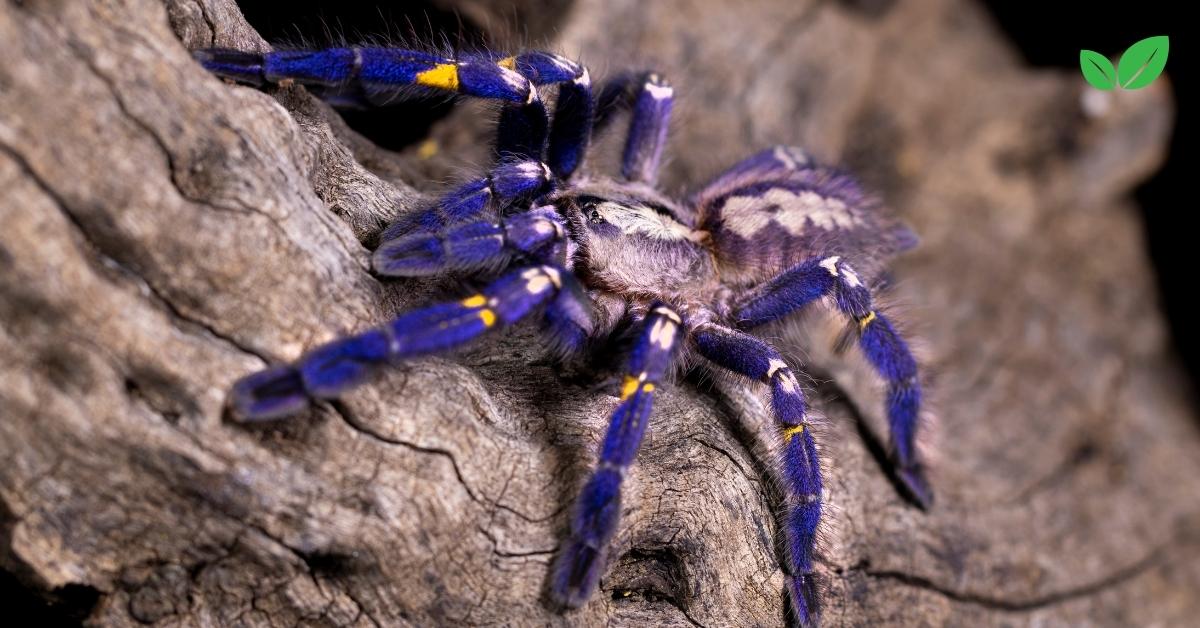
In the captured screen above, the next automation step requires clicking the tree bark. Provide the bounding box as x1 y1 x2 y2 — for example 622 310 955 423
1 0 1196 626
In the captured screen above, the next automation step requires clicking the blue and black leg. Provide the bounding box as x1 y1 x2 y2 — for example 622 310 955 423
550 304 684 608
230 265 567 421
196 46 594 180
735 255 931 508
692 323 823 627
545 63 593 180
493 52 594 181
377 158 553 244
194 46 537 104
374 205 567 276
591 72 674 184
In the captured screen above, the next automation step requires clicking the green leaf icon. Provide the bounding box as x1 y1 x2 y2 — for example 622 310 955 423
1080 50 1116 90
1117 35 1169 90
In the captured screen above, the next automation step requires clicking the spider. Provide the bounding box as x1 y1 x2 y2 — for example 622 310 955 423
195 44 930 627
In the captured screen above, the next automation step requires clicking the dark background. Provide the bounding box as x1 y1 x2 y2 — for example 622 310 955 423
984 2 1194 396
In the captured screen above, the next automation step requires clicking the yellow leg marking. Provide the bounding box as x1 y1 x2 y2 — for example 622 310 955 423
641 383 655 393
620 376 640 400
417 138 439 160
415 63 460 90
782 424 806 443
461 294 487 307
858 310 877 330
497 56 517 70
478 308 497 328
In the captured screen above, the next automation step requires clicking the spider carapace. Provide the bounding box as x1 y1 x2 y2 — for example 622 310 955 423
195 45 930 627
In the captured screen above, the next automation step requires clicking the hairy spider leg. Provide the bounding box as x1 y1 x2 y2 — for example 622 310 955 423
377 159 553 243
692 324 824 628
588 72 674 184
550 304 684 608
542 276 597 356
621 74 673 184
374 206 566 276
229 266 566 421
194 47 535 103
541 59 594 180
493 52 593 180
375 202 594 354
735 256 931 508
196 46 594 180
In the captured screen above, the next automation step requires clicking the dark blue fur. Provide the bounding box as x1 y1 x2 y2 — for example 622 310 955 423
542 274 595 356
200 43 932 627
229 365 307 421
192 49 267 86
265 48 360 85
693 325 823 626
497 98 549 161
736 258 838 327
735 257 930 509
550 304 683 608
508 52 592 177
547 77 593 179
230 266 563 416
620 74 673 184
299 329 392 397
860 313 928 505
379 179 490 242
200 47 534 102
377 159 550 245
374 207 564 277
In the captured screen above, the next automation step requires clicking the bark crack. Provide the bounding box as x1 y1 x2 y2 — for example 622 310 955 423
0 141 271 366
328 401 488 508
860 545 1164 612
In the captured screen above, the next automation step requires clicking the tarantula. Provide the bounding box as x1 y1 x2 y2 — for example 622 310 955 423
195 45 930 627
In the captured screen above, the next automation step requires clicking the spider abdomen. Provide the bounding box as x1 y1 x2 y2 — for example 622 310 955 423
693 147 917 288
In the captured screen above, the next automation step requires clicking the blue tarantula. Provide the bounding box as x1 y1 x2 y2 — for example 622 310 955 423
195 44 929 627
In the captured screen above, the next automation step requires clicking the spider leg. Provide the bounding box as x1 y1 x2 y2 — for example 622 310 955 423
230 265 566 421
378 158 552 243
542 277 596 356
196 46 594 180
494 52 593 179
735 256 931 508
542 60 594 180
620 74 672 184
691 323 823 628
590 72 674 184
374 206 566 276
550 304 684 608
194 47 535 103
375 203 594 355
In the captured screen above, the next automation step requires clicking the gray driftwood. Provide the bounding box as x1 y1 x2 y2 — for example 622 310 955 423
2 0 1198 625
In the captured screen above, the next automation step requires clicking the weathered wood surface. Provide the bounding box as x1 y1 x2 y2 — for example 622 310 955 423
1 0 1197 625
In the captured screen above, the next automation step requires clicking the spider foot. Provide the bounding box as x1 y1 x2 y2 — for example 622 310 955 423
193 48 267 86
786 573 821 628
897 463 934 510
543 275 595 356
550 468 622 608
229 365 308 421
549 539 606 609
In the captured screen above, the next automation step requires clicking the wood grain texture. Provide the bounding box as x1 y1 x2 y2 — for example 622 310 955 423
1 0 1196 625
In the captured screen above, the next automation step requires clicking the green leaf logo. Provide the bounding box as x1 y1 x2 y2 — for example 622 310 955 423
1117 36 1169 90
1081 36 1169 91
1080 50 1116 90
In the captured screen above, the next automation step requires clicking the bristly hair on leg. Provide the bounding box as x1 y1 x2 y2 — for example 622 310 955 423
199 33 935 625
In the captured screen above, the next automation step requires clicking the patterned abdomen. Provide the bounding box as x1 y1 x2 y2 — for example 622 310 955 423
693 147 917 287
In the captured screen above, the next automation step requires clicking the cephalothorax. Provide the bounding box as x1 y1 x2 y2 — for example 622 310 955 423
196 44 930 627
